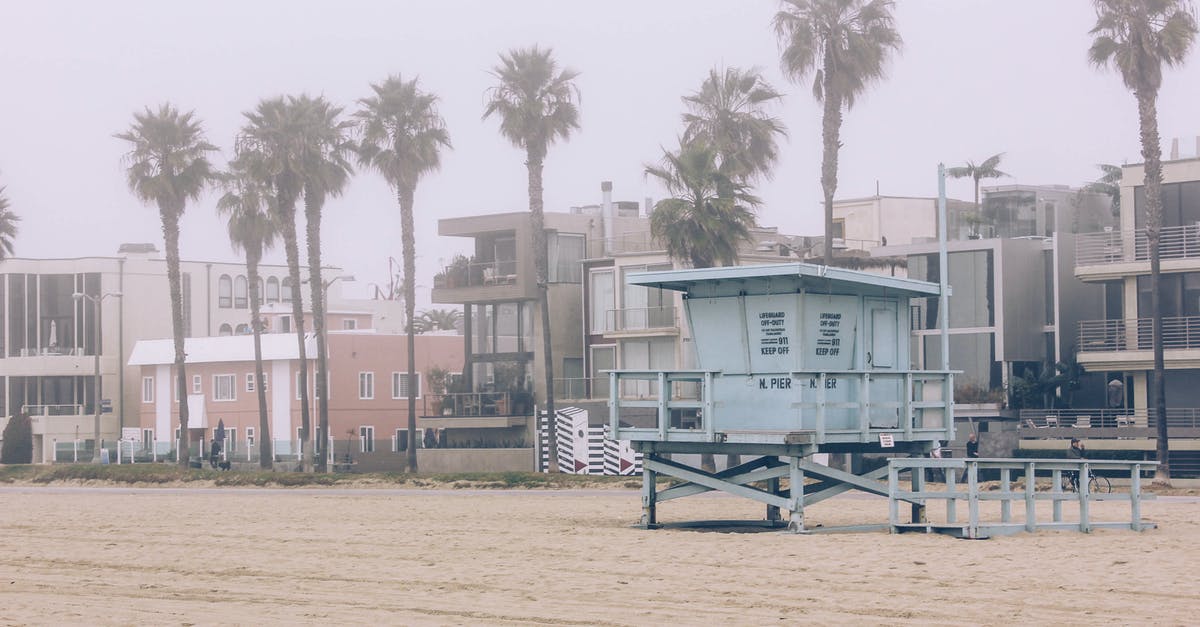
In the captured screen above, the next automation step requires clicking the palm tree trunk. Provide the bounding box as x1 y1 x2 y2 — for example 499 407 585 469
305 189 330 473
820 48 842 267
399 185 418 473
160 203 191 468
279 199 311 471
1137 90 1170 485
248 247 272 470
528 148 558 472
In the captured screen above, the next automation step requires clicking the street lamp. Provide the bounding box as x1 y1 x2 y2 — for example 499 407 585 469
73 291 122 463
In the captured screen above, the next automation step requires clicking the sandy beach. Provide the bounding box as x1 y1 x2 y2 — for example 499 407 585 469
0 486 1195 626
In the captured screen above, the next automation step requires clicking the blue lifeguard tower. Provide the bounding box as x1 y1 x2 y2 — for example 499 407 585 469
607 262 955 532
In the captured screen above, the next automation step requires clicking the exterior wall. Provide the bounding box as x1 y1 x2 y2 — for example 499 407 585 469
134 333 464 452
834 196 939 247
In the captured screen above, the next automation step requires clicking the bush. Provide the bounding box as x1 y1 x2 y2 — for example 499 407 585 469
1 413 33 464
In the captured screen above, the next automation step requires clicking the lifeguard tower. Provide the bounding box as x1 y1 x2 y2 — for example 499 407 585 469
607 262 955 532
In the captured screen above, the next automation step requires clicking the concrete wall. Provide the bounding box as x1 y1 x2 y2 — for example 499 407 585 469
348 447 534 473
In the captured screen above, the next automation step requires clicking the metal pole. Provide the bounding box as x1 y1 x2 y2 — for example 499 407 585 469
92 297 102 463
937 164 950 372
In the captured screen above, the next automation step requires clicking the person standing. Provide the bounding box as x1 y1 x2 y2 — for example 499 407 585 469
966 432 980 458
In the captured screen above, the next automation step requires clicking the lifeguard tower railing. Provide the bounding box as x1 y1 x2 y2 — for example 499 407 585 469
609 369 954 447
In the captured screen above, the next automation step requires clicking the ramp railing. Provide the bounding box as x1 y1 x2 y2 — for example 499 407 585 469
888 458 1157 538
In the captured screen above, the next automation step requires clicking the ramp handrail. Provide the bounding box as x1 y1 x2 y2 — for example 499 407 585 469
887 458 1157 538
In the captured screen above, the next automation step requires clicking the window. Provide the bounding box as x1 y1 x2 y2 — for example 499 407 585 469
234 275 248 309
235 323 251 335
142 428 154 447
246 373 256 392
218 275 232 308
142 376 154 403
266 277 280 303
395 428 424 452
218 323 233 336
213 374 236 401
280 315 292 333
832 219 845 239
359 426 375 453
590 270 614 333
392 372 421 399
343 319 357 330
548 233 585 283
359 372 375 400
192 375 202 395
281 277 294 303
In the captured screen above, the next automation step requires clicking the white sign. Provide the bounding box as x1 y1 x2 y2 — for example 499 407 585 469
802 295 858 371
121 427 141 442
878 433 895 448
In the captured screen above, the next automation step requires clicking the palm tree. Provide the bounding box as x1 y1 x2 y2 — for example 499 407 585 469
484 46 580 472
414 308 462 334
646 141 760 473
116 104 216 467
1085 163 1123 217
775 0 902 266
356 75 451 473
218 157 280 469
682 66 788 182
293 95 355 473
237 96 314 470
947 153 1009 229
1090 0 1197 485
0 186 19 259
645 142 760 268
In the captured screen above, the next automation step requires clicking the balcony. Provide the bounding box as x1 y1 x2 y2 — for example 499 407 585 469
1077 316 1200 369
1076 225 1200 279
589 232 664 256
432 257 528 304
1019 409 1200 440
602 305 678 335
419 392 531 429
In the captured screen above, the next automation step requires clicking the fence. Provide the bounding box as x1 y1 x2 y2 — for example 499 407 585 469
1078 315 1200 352
1076 224 1200 266
888 458 1157 538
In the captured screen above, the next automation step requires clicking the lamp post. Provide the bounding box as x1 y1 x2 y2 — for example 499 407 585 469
73 291 122 463
302 274 353 467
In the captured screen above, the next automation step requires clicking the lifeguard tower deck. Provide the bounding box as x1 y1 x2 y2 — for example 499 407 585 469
607 262 955 532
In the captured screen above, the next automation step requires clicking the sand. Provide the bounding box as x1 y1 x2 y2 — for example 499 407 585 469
0 486 1195 626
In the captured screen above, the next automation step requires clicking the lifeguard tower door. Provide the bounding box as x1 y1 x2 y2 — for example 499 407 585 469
866 298 901 429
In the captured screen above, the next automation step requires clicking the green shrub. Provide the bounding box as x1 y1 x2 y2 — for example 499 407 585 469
0 413 33 464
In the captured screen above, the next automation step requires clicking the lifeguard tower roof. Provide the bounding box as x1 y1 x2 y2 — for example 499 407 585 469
627 262 943 298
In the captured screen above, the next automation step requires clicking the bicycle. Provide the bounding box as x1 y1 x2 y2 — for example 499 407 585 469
1065 468 1111 494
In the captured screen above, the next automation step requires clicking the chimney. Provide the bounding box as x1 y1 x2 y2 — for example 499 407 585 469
1170 137 1179 160
601 181 613 255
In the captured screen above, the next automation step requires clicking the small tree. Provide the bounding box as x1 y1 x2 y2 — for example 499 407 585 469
1 413 33 464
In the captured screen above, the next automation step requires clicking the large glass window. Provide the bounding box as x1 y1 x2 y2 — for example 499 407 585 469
621 264 671 330
39 274 74 356
590 270 614 333
470 302 532 355
1135 181 1200 228
281 277 294 303
8 275 24 357
266 277 280 303
548 233 585 283
1138 272 1200 318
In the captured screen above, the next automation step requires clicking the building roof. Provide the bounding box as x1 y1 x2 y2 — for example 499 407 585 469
128 333 317 366
627 262 942 298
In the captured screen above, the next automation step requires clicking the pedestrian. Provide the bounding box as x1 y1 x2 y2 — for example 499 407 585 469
966 432 980 458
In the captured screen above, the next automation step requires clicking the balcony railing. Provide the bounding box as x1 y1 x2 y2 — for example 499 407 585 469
1078 316 1200 352
1020 408 1200 430
589 232 664 255
433 259 518 289
1076 224 1200 266
605 305 677 332
23 404 85 416
423 391 532 417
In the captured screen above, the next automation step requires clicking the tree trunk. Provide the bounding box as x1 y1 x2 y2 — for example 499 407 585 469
248 247 272 470
819 47 843 267
278 195 311 472
1137 90 1170 485
305 187 330 473
160 203 191 468
400 185 418 473
528 148 558 472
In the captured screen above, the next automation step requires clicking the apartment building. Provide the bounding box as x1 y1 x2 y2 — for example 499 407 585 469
0 243 346 462
1058 158 1200 476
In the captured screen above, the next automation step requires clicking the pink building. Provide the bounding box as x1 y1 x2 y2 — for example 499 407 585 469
127 331 464 467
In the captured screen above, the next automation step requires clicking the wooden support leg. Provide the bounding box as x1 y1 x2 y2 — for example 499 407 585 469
788 456 805 533
641 456 658 528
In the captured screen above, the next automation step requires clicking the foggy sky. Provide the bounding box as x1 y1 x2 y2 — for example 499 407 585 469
3 0 1198 310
